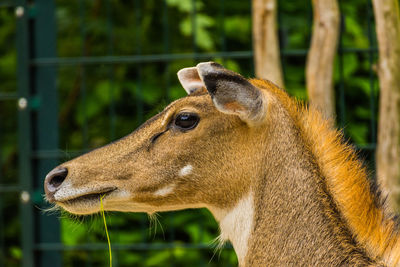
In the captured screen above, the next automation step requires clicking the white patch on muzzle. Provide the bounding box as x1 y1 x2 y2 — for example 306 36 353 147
53 180 96 201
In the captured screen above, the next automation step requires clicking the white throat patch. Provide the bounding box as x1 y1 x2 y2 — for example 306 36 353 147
210 192 254 265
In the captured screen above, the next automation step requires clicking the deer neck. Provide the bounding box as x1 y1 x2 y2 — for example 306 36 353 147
244 102 378 265
210 103 377 266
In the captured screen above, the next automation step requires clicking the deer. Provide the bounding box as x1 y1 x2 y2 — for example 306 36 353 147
44 62 400 266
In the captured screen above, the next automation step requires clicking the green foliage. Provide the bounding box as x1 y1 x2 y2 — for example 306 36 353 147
180 14 215 50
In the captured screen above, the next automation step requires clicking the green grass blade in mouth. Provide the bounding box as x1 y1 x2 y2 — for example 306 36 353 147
100 195 112 267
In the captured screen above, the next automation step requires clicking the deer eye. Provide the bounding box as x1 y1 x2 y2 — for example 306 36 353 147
174 113 199 130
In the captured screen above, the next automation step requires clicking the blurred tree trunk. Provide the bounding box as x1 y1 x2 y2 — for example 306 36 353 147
372 0 400 212
252 0 285 88
306 0 340 120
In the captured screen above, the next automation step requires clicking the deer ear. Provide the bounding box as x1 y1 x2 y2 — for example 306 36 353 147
177 67 205 94
196 62 267 124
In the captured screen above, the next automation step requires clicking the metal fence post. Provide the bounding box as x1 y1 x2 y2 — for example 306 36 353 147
32 0 61 266
16 0 34 266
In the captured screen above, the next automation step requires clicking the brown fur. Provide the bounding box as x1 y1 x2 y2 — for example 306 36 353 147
251 79 400 266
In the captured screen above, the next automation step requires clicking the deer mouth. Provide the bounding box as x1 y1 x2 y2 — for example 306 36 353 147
59 187 117 206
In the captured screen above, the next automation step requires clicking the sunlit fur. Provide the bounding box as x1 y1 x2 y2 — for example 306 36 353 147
44 202 166 243
251 79 400 266
147 213 165 239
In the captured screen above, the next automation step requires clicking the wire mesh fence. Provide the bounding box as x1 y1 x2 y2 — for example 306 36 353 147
0 0 378 266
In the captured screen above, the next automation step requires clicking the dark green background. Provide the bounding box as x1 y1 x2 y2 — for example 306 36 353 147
0 0 379 266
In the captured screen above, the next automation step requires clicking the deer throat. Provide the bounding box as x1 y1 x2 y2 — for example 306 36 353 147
209 191 254 266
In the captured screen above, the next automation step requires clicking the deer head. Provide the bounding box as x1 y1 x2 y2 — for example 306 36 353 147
44 62 268 216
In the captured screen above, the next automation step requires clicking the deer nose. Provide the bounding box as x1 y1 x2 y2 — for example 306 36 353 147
44 167 68 199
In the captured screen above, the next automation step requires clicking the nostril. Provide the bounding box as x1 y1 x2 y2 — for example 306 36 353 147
45 167 68 193
49 174 65 188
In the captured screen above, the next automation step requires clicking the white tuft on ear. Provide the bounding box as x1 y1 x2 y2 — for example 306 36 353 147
177 67 205 94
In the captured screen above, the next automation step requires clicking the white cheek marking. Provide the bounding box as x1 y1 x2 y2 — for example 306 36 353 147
115 190 131 199
179 164 193 177
154 184 175 197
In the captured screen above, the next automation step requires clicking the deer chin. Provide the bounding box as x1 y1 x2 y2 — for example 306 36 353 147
54 187 117 215
54 187 161 215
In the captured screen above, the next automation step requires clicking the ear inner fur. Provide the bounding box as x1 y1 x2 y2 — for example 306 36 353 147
196 62 266 124
177 67 205 94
